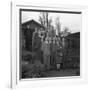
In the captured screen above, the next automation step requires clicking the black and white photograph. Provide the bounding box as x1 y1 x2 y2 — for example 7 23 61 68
20 9 81 79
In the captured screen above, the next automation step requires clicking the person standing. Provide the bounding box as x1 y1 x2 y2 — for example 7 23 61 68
50 37 57 66
41 37 50 71
55 41 63 71
32 29 42 63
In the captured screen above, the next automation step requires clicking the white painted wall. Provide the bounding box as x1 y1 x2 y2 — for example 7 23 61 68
0 0 89 90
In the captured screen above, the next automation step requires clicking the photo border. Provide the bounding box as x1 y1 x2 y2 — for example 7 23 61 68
11 1 88 88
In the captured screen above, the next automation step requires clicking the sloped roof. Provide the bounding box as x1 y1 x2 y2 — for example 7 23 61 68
65 32 80 39
68 32 80 37
22 19 45 29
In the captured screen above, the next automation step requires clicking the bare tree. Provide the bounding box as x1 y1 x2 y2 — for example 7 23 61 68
48 17 52 29
39 12 53 31
39 12 48 28
55 17 61 35
62 27 71 37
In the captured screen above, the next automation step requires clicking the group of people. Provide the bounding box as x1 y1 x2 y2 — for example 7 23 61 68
32 28 63 71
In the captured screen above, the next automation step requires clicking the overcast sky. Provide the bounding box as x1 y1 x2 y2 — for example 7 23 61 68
21 11 81 33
